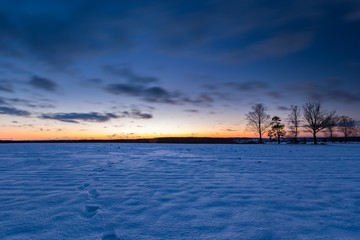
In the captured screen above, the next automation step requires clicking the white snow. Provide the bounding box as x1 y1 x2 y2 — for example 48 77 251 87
0 143 360 239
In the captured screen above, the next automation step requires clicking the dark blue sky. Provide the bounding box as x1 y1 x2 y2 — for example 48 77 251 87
0 0 359 139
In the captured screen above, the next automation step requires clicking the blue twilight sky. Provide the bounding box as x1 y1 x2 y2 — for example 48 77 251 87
0 0 359 140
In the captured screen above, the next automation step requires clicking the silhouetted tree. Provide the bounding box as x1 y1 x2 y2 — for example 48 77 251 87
288 105 301 143
338 115 355 143
325 113 339 143
302 101 333 144
268 116 286 144
245 103 270 143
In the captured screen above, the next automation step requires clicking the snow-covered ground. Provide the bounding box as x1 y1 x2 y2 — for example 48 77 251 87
0 143 359 240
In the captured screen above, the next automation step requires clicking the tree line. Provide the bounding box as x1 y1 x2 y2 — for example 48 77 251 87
245 102 358 144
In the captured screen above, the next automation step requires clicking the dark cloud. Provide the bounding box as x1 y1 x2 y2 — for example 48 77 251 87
183 93 214 107
287 80 360 104
106 83 181 104
225 81 268 91
40 112 117 123
0 81 13 92
103 66 158 84
0 98 6 105
0 0 359 68
185 109 199 113
345 8 360 22
106 80 218 107
313 90 360 103
29 76 58 92
202 84 218 90
0 96 55 109
0 61 29 74
144 87 180 103
40 109 152 123
0 1 134 66
267 91 283 99
120 110 153 119
85 78 103 85
225 129 236 132
0 106 31 117
222 31 313 62
277 106 291 111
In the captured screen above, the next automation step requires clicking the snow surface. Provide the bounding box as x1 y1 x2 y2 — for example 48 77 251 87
0 143 360 239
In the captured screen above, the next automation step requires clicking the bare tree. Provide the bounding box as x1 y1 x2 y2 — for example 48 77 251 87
302 101 333 144
288 105 301 143
338 115 355 143
268 116 286 144
325 113 339 143
245 103 270 143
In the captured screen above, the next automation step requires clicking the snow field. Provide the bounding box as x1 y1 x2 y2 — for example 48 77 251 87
0 143 359 239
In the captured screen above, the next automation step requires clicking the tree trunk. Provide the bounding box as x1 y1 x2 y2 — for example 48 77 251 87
259 132 263 144
313 132 317 144
277 134 280 144
330 129 334 143
345 133 348 143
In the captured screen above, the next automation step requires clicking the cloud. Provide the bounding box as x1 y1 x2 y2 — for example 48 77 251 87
0 1 134 66
106 80 217 107
287 80 360 104
319 90 360 103
0 0 357 69
103 66 158 84
40 112 117 123
85 78 103 86
0 97 55 109
102 66 181 105
0 0 326 68
120 109 153 119
29 76 58 92
0 61 29 74
0 98 6 105
223 31 313 62
40 109 153 123
106 83 181 104
267 91 283 99
345 9 360 21
277 106 291 111
225 81 268 91
182 93 214 107
0 106 31 116
185 109 199 113
0 81 13 92
225 129 236 132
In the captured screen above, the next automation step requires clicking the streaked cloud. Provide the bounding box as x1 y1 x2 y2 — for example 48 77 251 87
0 106 31 117
225 81 268 91
222 32 313 62
106 83 181 104
120 110 153 119
103 66 158 84
0 81 13 92
29 76 58 92
40 112 117 123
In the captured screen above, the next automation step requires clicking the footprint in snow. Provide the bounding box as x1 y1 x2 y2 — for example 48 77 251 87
77 183 90 191
88 188 99 199
81 205 100 219
93 167 104 173
102 232 119 240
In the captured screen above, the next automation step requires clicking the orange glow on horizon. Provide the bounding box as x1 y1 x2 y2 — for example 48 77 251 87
1 128 256 141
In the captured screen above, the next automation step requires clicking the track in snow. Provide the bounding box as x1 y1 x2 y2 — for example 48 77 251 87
0 143 359 239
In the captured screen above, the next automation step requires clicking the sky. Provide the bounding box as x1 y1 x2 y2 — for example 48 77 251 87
0 0 360 140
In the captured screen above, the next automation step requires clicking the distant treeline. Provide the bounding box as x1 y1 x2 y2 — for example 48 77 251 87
1 136 360 144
